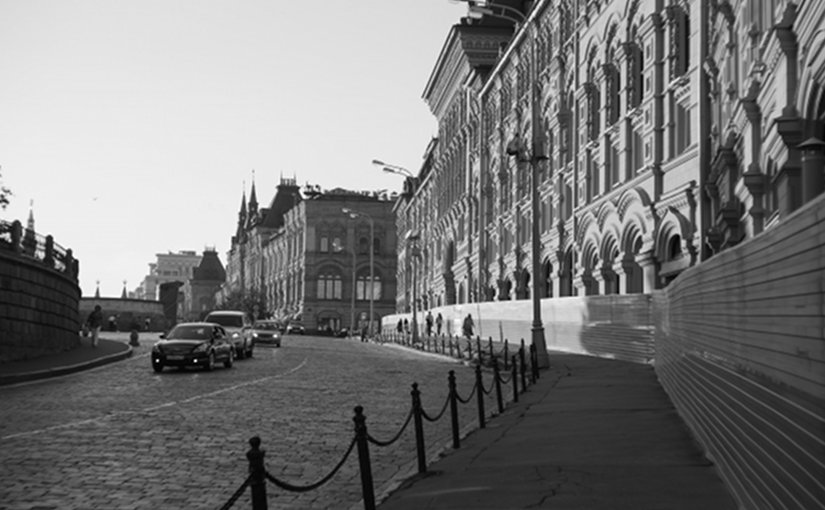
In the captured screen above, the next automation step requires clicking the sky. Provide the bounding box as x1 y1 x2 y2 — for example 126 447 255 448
0 0 468 298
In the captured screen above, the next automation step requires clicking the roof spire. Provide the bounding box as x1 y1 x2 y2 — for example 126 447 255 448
27 199 35 231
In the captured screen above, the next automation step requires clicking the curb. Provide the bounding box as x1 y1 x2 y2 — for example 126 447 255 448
0 345 134 386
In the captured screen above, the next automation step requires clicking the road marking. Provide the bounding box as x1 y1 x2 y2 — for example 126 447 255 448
1 357 308 441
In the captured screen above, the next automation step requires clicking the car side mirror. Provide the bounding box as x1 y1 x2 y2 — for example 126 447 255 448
159 333 166 339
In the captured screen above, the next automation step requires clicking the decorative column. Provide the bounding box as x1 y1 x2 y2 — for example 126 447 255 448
635 251 659 293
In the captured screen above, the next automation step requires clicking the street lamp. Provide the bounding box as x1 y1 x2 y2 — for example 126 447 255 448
467 1 548 368
406 231 421 345
342 208 375 339
372 159 414 178
333 238 356 338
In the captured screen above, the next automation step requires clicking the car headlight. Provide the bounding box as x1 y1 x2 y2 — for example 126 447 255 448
232 332 240 339
193 343 209 353
252 332 259 338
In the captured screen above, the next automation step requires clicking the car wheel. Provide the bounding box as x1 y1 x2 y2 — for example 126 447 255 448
224 349 234 369
152 361 163 373
205 352 215 371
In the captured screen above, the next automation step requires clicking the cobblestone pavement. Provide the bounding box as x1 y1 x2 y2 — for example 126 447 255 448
0 333 504 510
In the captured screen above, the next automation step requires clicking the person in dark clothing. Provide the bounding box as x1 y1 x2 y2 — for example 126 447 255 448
425 311 434 337
436 313 443 336
462 314 474 339
86 305 103 348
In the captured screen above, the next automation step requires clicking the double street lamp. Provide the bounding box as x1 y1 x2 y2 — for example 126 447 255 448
342 208 375 339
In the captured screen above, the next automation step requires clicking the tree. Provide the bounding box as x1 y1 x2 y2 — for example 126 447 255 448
0 167 10 210
216 288 268 319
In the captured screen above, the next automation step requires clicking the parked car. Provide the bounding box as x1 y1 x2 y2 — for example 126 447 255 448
251 320 282 347
203 310 254 358
285 321 305 335
151 322 234 372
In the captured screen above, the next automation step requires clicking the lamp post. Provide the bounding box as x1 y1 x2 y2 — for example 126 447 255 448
333 238 356 338
406 232 421 345
372 159 414 178
466 1 549 368
343 208 375 339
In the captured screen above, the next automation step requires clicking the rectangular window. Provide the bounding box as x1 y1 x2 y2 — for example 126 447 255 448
320 236 329 252
675 103 691 155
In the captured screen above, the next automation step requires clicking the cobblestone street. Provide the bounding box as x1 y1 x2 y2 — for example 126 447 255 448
0 333 501 510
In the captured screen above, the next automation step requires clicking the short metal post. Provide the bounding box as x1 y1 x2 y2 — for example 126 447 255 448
411 383 427 474
529 344 537 384
493 358 504 414
476 336 482 364
246 436 268 510
503 340 509 370
488 337 494 365
511 355 519 403
474 364 485 428
441 337 445 354
353 406 376 510
520 345 527 393
467 339 473 361
449 338 454 357
448 370 460 449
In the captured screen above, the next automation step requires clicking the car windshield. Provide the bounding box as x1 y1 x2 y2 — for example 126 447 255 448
167 325 212 340
254 322 279 330
208 315 244 327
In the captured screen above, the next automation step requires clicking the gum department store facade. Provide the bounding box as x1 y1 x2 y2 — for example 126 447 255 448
395 0 825 313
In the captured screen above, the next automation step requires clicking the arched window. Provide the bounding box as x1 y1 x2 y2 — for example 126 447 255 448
317 270 342 300
358 237 369 255
372 237 381 255
356 271 382 301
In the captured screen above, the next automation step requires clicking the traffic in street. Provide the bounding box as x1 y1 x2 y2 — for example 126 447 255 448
0 333 492 510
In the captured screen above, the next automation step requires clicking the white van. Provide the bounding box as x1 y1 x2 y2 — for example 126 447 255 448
203 310 254 359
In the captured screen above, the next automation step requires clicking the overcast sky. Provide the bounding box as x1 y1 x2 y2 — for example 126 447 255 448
0 0 467 298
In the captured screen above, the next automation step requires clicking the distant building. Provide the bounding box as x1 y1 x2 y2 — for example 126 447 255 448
223 177 398 334
182 249 227 321
133 250 202 300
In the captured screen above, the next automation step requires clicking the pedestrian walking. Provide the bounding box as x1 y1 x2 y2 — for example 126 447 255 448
462 313 474 338
436 312 443 336
403 318 409 336
86 305 103 348
144 317 151 331
425 310 434 337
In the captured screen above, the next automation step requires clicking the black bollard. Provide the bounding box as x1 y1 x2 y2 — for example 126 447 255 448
353 406 376 510
442 337 446 355
476 336 482 364
448 370 460 449
530 344 539 382
503 340 509 370
449 338 454 357
246 436 268 510
511 355 519 403
520 346 527 393
411 383 427 474
488 337 494 365
493 358 504 414
466 339 472 361
475 364 485 428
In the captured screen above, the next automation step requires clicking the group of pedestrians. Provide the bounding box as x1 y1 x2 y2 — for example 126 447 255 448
395 311 475 339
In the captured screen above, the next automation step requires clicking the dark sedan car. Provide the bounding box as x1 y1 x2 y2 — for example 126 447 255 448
151 322 235 372
285 321 305 335
251 320 282 347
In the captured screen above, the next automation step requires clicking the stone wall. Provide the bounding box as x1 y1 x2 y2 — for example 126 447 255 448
0 251 81 363
653 195 825 509
78 297 166 332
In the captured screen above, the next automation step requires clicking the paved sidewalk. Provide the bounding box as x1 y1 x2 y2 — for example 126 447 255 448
376 353 737 510
0 335 133 386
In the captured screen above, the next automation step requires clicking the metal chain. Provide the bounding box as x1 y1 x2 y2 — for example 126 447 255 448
217 475 252 510
367 407 413 447
264 437 357 493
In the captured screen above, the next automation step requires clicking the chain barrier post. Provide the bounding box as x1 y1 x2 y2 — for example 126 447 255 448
411 383 427 474
504 340 509 370
467 339 472 361
519 341 527 393
492 358 504 413
246 436 268 510
448 370 460 449
511 355 519 403
441 337 445 355
476 336 482 364
449 338 454 357
488 337 494 365
530 343 539 382
474 364 486 429
353 406 376 510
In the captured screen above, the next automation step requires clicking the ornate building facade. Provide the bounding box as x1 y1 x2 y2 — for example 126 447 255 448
224 178 398 333
394 0 825 313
